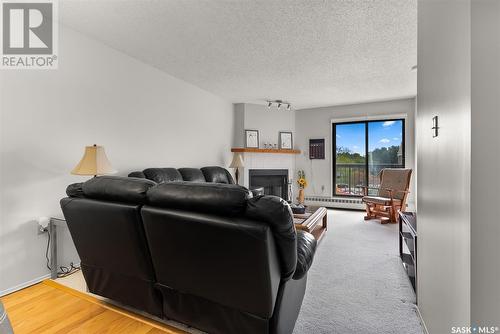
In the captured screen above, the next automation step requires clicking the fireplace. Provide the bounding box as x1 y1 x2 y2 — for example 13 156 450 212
249 169 289 201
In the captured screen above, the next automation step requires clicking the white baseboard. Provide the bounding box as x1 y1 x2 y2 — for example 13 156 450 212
0 274 51 297
416 306 430 334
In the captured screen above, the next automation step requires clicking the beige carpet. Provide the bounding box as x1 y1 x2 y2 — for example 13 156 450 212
293 209 423 334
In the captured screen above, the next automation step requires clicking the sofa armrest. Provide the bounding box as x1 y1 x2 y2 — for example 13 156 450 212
246 195 297 280
293 230 317 280
128 171 146 178
66 182 84 197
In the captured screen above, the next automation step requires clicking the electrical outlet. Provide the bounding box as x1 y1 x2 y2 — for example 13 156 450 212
38 225 48 235
37 217 49 235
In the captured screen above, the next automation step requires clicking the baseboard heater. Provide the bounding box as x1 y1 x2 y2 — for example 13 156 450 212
304 196 364 210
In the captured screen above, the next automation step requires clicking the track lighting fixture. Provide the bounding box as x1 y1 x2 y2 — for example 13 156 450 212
266 100 292 111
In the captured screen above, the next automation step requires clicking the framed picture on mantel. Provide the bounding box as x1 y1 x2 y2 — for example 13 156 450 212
279 131 293 149
245 129 259 148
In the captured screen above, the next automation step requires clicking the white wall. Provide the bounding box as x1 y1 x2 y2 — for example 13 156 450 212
233 103 295 149
417 1 471 332
232 103 296 189
471 0 500 326
295 98 416 207
0 26 233 295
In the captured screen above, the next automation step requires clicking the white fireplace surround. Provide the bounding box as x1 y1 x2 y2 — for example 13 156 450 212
240 153 295 194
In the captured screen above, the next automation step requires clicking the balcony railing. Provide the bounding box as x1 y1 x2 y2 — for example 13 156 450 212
335 163 403 196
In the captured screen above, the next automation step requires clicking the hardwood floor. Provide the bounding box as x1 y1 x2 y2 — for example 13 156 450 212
1 280 185 334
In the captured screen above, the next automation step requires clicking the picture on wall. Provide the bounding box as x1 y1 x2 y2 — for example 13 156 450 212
245 129 259 148
279 131 293 149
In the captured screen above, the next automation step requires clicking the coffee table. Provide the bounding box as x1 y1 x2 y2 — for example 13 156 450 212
293 206 328 242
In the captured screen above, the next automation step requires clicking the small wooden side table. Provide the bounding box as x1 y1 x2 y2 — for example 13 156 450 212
293 206 328 242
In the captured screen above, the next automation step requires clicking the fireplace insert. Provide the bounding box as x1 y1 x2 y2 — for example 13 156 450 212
249 169 289 201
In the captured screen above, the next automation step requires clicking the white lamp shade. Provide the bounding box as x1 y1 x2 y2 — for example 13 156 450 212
71 145 116 176
229 152 244 168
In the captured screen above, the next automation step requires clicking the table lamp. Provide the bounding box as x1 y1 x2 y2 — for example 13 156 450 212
229 152 244 185
71 144 116 177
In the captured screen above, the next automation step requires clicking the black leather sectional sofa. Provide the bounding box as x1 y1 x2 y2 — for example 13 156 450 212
61 167 317 334
128 166 265 197
128 166 236 184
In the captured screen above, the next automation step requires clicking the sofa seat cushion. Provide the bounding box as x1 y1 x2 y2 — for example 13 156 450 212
293 230 317 280
362 196 401 205
147 182 250 216
143 168 183 183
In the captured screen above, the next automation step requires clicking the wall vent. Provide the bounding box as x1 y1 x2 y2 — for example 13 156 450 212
304 196 364 210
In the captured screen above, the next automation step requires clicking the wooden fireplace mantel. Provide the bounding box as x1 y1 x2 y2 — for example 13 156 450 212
231 147 301 154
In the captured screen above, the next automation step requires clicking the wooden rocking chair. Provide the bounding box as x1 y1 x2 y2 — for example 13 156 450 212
362 168 412 224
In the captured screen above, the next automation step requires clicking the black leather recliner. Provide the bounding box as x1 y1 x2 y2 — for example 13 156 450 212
61 176 317 334
61 177 163 316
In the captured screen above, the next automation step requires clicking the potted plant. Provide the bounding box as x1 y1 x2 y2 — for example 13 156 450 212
296 170 307 204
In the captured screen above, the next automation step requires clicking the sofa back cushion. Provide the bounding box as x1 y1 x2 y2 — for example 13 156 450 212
178 168 206 182
201 166 234 184
147 182 249 216
143 168 183 183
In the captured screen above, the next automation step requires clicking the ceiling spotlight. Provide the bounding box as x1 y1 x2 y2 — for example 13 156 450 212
277 103 282 109
267 101 272 109
286 104 291 111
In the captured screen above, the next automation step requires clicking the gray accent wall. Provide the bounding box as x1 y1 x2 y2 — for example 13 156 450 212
471 0 500 326
417 1 471 332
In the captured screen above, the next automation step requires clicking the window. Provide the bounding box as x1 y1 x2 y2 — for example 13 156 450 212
333 119 405 196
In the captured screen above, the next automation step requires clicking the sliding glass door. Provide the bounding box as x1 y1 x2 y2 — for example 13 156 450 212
333 119 405 196
334 122 367 196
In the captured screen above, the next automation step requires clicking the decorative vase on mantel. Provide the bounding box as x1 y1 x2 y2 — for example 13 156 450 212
298 188 305 205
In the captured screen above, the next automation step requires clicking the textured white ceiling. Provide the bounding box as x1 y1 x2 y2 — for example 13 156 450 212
60 0 417 109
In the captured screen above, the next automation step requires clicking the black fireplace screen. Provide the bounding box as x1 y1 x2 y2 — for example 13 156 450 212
249 169 289 201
